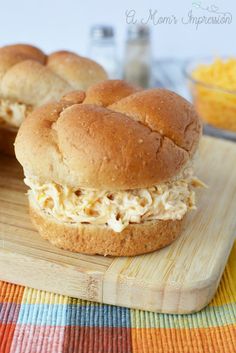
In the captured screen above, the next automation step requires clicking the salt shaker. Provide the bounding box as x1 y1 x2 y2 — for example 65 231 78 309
123 25 151 88
88 25 120 79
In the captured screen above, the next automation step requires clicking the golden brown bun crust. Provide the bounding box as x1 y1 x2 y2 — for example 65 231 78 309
0 123 17 156
15 82 202 190
1 60 72 106
47 51 108 91
83 79 141 106
30 205 185 256
0 44 46 64
61 90 86 104
110 89 200 153
0 44 107 107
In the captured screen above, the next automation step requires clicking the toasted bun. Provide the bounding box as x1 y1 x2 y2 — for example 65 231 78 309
47 51 108 91
30 204 185 256
83 79 141 106
15 80 202 189
0 44 46 64
0 44 107 107
0 44 107 154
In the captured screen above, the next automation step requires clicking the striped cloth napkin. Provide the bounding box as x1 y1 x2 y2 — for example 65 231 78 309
0 242 235 353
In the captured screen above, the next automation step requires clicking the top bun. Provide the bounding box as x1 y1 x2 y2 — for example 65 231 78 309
15 80 202 190
0 44 107 106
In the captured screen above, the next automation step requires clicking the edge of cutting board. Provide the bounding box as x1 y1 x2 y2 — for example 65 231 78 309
0 136 235 313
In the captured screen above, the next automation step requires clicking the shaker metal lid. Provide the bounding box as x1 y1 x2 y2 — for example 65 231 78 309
90 25 114 40
127 24 150 40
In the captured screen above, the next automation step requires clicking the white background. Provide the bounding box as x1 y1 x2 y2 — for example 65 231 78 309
0 0 235 60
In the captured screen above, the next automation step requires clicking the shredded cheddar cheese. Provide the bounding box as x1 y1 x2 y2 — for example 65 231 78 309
191 58 236 132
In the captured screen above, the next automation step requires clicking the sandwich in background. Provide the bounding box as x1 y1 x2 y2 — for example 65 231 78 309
0 43 107 155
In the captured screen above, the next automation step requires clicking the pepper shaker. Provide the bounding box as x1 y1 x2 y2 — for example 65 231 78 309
123 25 151 88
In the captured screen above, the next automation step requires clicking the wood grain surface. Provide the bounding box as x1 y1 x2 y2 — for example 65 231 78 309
0 136 235 313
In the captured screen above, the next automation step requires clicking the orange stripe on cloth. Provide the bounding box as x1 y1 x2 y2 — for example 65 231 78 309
131 324 236 353
0 282 25 304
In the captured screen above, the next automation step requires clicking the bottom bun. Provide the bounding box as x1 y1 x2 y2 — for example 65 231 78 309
0 123 17 156
30 204 185 256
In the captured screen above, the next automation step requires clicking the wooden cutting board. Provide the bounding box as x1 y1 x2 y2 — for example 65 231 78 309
0 136 235 314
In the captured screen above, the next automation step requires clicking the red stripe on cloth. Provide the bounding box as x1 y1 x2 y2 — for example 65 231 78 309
62 326 132 353
0 323 16 353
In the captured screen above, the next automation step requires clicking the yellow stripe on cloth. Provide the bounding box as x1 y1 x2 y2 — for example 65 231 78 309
21 287 70 305
210 242 236 307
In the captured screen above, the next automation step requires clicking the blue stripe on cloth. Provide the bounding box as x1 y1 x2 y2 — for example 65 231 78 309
16 301 236 329
16 303 131 327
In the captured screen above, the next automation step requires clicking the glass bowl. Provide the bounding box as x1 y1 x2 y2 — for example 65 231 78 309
184 58 236 141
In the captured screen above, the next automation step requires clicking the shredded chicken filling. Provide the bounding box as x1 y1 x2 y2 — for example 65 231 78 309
0 99 32 127
25 166 204 232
